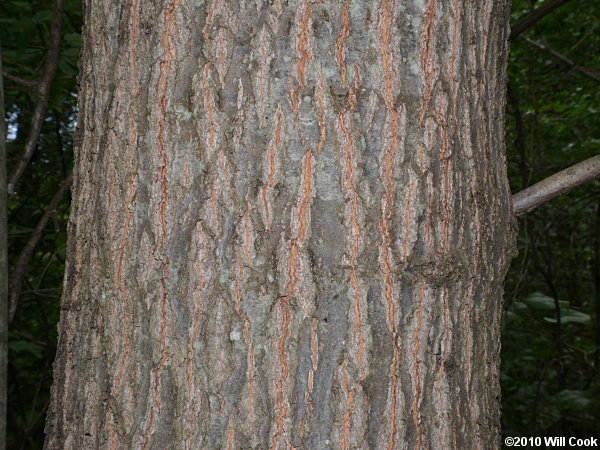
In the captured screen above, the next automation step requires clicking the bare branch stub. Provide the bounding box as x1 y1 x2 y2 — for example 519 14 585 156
513 155 600 216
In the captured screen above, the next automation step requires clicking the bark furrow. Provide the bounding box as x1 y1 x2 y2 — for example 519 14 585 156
45 1 515 449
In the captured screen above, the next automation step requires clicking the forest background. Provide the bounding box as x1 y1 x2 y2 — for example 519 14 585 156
1 0 599 447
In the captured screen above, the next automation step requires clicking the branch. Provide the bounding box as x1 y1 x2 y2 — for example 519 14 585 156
8 172 73 324
513 155 600 216
7 0 64 195
522 37 600 83
510 0 572 40
2 71 38 89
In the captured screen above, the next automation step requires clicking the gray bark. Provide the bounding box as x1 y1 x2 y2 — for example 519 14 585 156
45 1 515 449
513 155 600 216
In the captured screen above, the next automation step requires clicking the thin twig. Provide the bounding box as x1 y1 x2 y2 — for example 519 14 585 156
522 36 600 83
2 71 38 89
510 0 572 40
8 172 73 323
513 155 600 216
7 0 64 195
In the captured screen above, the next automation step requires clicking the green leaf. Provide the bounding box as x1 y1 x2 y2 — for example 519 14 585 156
551 390 593 410
9 1 31 9
64 32 81 48
522 292 555 311
513 301 528 312
8 339 43 359
544 309 591 324
58 57 77 77
503 310 521 322
62 47 80 60
8 225 34 235
32 10 52 24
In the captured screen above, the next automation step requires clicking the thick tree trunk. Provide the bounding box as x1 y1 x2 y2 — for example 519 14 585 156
45 1 515 448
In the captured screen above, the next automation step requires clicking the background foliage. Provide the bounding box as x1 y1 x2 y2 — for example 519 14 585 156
1 0 598 447
2 0 80 447
503 0 600 439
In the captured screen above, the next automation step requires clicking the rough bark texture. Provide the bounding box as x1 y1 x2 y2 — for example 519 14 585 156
45 1 515 448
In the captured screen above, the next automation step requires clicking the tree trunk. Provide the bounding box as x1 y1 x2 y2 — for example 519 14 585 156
45 1 515 448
